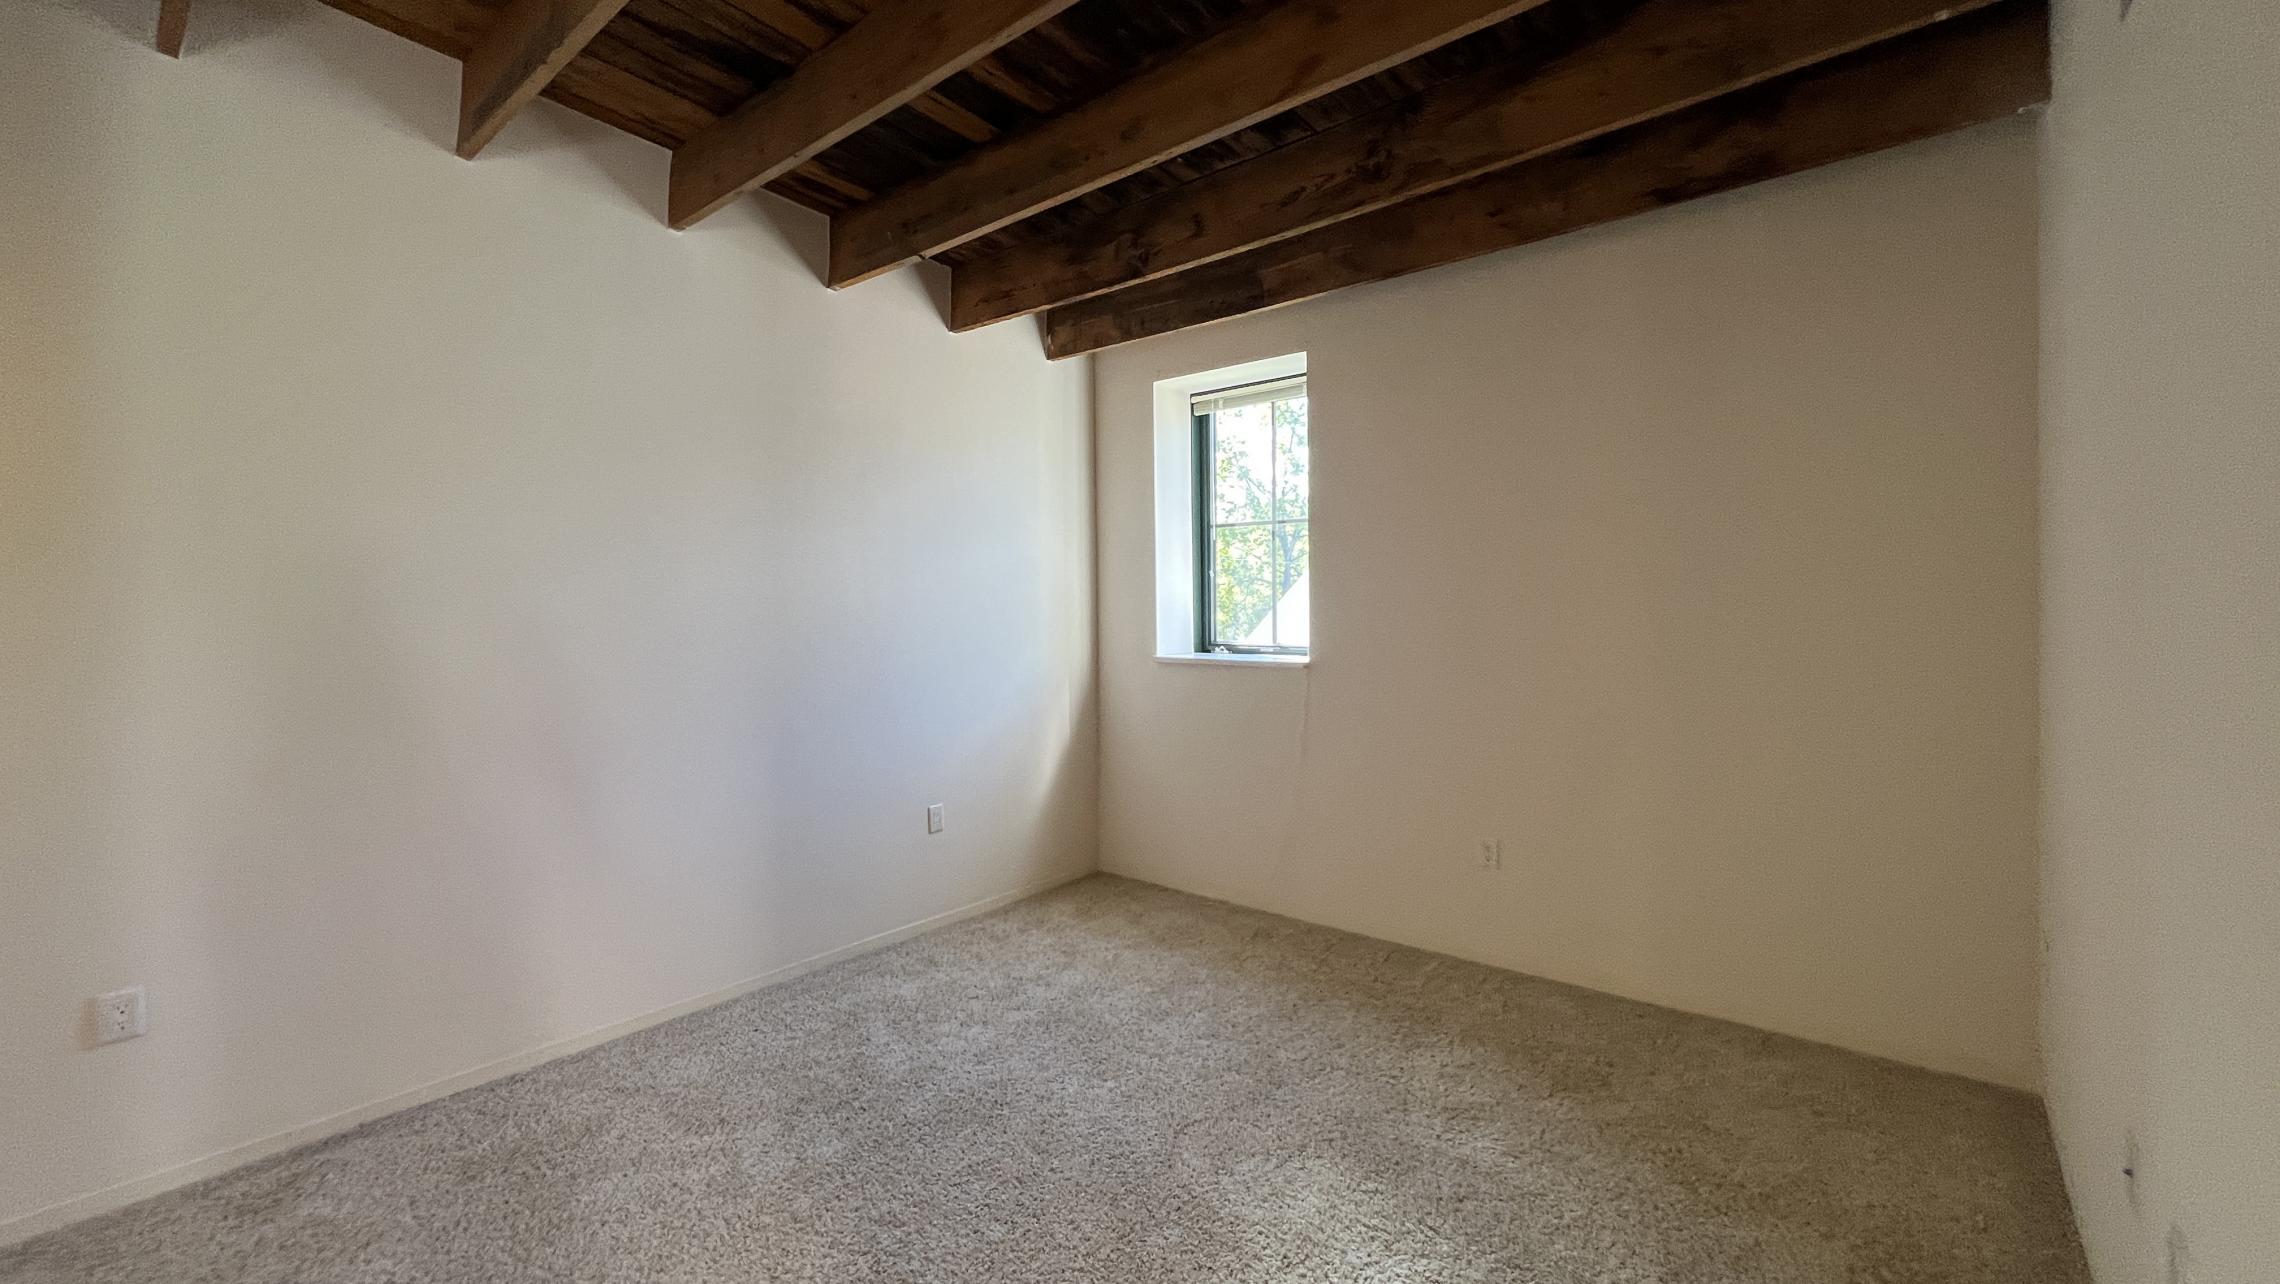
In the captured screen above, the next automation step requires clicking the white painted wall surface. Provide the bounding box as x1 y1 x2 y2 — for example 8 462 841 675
0 0 1094 1235
1094 120 2046 1091
2040 0 2280 1279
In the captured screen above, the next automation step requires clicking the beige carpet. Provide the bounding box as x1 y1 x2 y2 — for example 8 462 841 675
0 875 2088 1283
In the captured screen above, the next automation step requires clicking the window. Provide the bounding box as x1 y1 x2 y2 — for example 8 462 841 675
1193 374 1308 654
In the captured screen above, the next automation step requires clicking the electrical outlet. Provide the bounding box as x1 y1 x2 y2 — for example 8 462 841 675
926 803 945 835
1477 839 1503 871
93 987 147 1045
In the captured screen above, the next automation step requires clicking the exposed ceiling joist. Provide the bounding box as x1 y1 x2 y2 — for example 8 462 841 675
825 0 1559 289
668 0 1084 230
1040 0 2050 358
950 0 2011 330
156 0 190 56
456 0 633 159
228 0 2053 358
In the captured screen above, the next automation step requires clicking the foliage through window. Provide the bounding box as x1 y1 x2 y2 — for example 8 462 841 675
1194 375 1308 654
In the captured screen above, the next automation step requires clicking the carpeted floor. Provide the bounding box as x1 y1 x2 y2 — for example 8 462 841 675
0 875 2089 1283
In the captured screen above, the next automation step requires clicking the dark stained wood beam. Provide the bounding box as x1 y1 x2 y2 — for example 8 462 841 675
826 0 1557 289
953 0 2011 330
456 0 633 159
156 0 191 56
1042 0 2049 359
669 0 1083 229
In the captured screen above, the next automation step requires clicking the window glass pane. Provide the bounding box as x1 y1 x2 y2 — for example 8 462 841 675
1211 402 1274 524
1274 521 1309 649
1212 525 1276 646
1274 396 1308 520
1195 374 1307 653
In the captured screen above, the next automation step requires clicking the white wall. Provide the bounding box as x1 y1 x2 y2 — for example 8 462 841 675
2039 0 2280 1279
0 0 1093 1236
1095 120 2045 1091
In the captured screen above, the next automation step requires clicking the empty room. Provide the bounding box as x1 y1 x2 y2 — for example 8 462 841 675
1 0 2273 1279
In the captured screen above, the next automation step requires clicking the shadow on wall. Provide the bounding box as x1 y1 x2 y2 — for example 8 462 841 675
3 0 574 1219
4 0 1096 1234
62 0 315 56
3 0 149 1217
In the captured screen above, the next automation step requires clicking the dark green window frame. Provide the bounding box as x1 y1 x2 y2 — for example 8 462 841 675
1193 376 1309 656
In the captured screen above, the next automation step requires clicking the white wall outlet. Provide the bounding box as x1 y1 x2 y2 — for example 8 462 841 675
926 803 945 835
1477 839 1503 871
93 986 147 1045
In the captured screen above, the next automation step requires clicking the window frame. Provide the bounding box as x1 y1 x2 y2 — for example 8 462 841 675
1192 376 1309 657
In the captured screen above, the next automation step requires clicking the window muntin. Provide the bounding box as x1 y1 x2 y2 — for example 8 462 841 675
1194 376 1308 654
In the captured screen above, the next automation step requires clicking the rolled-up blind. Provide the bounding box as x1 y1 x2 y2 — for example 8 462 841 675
1190 375 1306 418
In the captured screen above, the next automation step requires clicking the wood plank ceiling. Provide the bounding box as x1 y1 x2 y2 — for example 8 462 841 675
162 0 2050 356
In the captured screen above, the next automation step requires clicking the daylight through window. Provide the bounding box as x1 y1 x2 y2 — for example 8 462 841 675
1194 375 1308 654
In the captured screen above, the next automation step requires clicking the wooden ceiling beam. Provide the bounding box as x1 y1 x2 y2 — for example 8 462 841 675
826 0 1558 289
1041 0 2050 358
456 0 634 159
156 0 191 56
953 0 2011 331
668 0 1083 230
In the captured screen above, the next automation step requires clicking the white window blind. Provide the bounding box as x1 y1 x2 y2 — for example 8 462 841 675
1190 375 1306 418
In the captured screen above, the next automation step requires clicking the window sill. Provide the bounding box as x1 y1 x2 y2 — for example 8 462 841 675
1154 652 1309 669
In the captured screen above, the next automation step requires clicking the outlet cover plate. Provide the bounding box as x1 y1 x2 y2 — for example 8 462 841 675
94 987 147 1045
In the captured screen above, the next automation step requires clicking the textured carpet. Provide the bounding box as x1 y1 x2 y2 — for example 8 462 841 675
1 875 2088 1283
